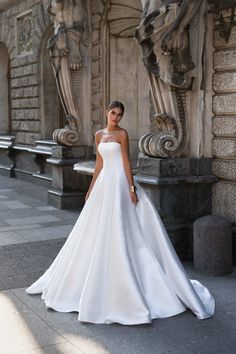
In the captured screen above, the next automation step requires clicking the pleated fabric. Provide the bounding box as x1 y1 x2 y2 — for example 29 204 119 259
26 142 215 324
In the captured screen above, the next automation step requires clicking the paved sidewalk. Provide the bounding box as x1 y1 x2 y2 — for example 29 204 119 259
0 175 235 354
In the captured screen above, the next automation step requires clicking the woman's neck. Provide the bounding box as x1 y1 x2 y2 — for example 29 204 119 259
106 126 120 132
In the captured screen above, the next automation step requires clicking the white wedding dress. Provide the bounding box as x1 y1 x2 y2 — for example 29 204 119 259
26 142 215 324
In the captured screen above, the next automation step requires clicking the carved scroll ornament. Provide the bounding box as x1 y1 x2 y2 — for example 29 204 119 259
47 0 87 146
136 0 202 158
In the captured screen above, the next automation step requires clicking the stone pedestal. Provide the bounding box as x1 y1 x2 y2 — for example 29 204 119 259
0 135 15 177
47 145 91 209
193 215 233 276
135 154 218 260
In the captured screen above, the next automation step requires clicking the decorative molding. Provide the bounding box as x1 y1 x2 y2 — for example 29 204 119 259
0 0 19 11
107 0 142 37
16 10 33 56
208 0 236 11
208 3 236 43
139 90 187 158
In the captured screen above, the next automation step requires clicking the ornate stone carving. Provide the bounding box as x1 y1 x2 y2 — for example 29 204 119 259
136 0 202 158
208 0 236 10
107 0 142 37
17 11 33 55
47 0 87 146
208 1 236 43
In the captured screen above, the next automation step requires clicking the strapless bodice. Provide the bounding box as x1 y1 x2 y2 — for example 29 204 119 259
98 142 123 171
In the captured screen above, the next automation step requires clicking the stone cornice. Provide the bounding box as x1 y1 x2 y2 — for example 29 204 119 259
208 0 236 10
0 0 22 10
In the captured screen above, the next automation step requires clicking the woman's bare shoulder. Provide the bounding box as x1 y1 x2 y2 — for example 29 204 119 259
95 129 104 138
118 129 128 139
95 130 104 144
95 129 104 135
116 129 128 147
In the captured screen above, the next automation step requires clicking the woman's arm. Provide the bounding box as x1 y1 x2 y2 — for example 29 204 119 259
120 130 139 205
85 131 103 201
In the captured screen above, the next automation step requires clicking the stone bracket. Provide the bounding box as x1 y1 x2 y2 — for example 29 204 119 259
29 140 57 183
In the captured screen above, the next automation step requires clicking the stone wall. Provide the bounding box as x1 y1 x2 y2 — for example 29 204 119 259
212 11 236 227
0 42 9 133
0 0 53 145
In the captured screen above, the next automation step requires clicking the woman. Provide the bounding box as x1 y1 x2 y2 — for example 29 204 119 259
26 100 215 325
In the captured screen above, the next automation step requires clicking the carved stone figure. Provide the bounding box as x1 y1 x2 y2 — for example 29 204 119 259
47 0 87 146
18 13 33 55
135 0 202 157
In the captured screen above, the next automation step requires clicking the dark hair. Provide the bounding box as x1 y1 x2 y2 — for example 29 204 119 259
107 100 125 115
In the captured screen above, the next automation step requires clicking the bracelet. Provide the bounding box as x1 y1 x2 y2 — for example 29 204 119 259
130 185 137 193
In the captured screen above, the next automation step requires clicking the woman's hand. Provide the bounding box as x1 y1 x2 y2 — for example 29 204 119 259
130 191 139 206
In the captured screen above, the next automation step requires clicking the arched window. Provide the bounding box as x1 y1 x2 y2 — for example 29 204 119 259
0 42 10 134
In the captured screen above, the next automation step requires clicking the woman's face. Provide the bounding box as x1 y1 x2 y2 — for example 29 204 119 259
106 107 123 128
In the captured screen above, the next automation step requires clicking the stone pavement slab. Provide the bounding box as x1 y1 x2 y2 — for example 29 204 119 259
14 224 74 242
36 206 58 211
0 220 9 227
0 200 31 209
0 231 27 245
4 215 61 226
0 239 65 291
19 343 84 354
0 224 43 233
0 208 50 219
0 290 66 354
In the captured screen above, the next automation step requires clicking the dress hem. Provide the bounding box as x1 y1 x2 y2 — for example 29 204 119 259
41 298 193 325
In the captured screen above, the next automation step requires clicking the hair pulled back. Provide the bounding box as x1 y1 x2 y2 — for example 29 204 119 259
107 100 124 115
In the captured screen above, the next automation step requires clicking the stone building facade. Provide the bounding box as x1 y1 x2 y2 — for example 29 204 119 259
0 0 235 260
212 13 236 228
